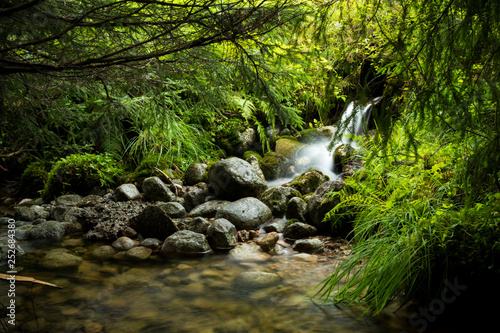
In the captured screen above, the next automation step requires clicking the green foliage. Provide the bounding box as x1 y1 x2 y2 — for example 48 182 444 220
41 153 124 201
20 161 49 197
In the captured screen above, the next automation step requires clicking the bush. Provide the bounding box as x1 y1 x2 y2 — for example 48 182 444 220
41 153 124 201
20 161 49 197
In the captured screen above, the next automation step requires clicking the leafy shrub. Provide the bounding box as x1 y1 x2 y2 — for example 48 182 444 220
41 153 124 201
20 161 49 197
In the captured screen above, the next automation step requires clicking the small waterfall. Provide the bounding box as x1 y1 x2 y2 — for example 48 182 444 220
268 98 379 186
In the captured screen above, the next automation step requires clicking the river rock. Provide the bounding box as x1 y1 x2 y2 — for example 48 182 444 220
141 238 162 250
156 201 186 218
259 186 301 217
275 138 307 159
292 238 324 254
236 128 256 155
17 220 65 241
13 205 36 221
333 144 355 173
79 195 104 207
55 194 83 206
307 180 345 230
126 246 152 260
188 200 230 218
184 163 208 186
142 176 175 202
160 230 211 255
245 154 266 181
40 249 83 268
234 271 281 288
215 197 272 230
286 197 308 222
283 222 317 240
207 218 237 250
51 206 84 223
258 231 279 253
91 245 116 260
115 184 141 201
0 236 25 262
128 204 179 239
122 226 138 238
207 157 267 199
187 217 210 234
285 170 329 195
183 184 208 211
262 218 287 233
112 236 136 251
229 243 271 261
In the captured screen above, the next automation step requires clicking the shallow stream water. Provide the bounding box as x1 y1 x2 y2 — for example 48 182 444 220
1 236 417 333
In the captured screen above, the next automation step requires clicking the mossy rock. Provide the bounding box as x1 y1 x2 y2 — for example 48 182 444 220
212 118 246 155
260 152 290 180
243 150 262 162
286 170 329 195
128 155 175 184
297 128 331 144
333 144 355 173
275 138 307 159
41 153 124 201
20 161 49 197
184 163 208 186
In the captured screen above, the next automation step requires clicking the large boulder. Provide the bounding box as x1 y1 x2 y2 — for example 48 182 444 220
292 238 324 254
207 157 267 199
156 202 186 218
207 218 238 250
128 204 179 239
188 200 230 218
274 138 307 159
142 176 175 202
259 186 301 217
215 197 272 230
307 180 345 231
160 230 211 255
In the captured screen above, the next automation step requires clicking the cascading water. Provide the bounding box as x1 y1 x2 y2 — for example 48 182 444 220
269 98 380 186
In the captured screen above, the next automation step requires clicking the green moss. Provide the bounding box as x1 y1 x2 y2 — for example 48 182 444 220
20 161 49 197
298 128 322 143
286 218 299 227
243 150 262 161
41 153 124 201
260 152 289 180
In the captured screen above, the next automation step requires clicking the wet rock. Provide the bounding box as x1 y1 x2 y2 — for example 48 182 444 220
126 246 152 260
79 195 104 207
215 197 272 230
234 271 281 287
156 201 186 218
13 205 36 221
115 183 141 201
40 249 83 268
160 230 211 255
207 157 267 200
292 238 324 254
275 138 307 159
61 221 83 234
259 186 301 217
0 236 25 262
112 236 136 251
17 220 65 241
188 216 211 234
61 238 85 247
245 154 266 181
333 144 355 173
184 163 208 186
188 200 230 218
286 197 308 222
55 194 83 206
141 238 162 250
142 176 175 202
91 245 116 260
128 204 179 240
283 222 317 240
260 151 290 180
262 218 287 233
183 185 207 212
307 180 345 231
207 218 238 250
122 226 138 238
258 232 279 253
229 243 271 261
285 170 329 195
51 206 85 223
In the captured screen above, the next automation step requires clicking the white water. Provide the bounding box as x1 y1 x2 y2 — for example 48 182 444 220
269 98 379 186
